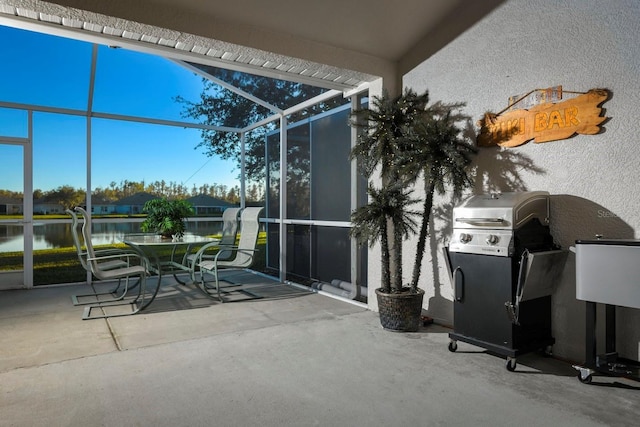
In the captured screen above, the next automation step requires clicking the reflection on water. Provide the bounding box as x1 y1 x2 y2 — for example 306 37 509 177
0 220 223 252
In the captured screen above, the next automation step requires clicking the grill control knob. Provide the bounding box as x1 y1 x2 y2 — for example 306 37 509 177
486 234 499 245
459 233 472 243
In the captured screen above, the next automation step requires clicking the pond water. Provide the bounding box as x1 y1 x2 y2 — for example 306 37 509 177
0 220 224 252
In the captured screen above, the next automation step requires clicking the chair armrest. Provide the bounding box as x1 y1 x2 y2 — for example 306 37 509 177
95 248 137 255
196 248 260 275
180 238 221 265
87 253 143 263
192 242 234 264
82 248 137 257
214 248 259 261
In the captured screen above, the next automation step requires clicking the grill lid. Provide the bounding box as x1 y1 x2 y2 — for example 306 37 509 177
453 191 550 230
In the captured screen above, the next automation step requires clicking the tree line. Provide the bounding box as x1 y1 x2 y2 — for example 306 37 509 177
3 68 339 212
1 180 265 211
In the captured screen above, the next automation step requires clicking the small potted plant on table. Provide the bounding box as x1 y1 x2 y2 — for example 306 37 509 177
140 198 194 239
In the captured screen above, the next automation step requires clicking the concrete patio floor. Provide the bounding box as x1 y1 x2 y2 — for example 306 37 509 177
1 271 638 426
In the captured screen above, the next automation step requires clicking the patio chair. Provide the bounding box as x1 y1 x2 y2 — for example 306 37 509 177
74 207 148 319
217 207 242 248
192 207 263 302
67 208 140 306
180 207 241 283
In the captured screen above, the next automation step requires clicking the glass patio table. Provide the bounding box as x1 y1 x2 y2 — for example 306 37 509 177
120 233 219 310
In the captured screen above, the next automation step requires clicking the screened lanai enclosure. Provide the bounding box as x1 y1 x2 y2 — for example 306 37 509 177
0 25 368 301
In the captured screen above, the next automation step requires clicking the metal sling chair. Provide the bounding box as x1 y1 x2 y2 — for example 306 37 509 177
192 207 263 302
180 207 241 283
67 208 140 306
75 207 149 320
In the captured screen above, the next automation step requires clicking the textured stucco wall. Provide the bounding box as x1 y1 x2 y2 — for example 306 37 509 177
403 0 640 362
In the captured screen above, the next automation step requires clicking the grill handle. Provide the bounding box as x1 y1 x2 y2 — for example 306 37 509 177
453 267 464 302
456 218 505 225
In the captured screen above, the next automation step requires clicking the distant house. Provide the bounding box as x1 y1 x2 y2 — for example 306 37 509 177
33 198 64 215
0 196 23 215
113 192 159 214
91 195 117 215
186 194 236 216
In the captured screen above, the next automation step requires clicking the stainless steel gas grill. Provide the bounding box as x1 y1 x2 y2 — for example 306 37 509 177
445 191 567 371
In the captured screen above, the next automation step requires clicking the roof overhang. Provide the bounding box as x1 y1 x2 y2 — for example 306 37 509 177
0 0 505 94
0 1 376 91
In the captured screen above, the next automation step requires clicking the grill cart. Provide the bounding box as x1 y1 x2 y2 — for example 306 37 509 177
445 191 567 371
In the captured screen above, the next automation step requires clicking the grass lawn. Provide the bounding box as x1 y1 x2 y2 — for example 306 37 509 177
0 232 267 286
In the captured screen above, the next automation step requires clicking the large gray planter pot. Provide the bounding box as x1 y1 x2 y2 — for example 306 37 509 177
376 287 425 332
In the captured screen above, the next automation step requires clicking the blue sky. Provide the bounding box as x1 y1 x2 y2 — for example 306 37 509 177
0 24 239 193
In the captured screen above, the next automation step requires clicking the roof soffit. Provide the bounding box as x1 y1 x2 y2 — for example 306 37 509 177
1 0 505 90
0 0 377 90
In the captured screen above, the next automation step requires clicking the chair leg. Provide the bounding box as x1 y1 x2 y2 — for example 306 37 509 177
82 300 142 320
195 266 225 303
71 277 141 305
214 264 223 302
197 267 267 303
81 274 150 320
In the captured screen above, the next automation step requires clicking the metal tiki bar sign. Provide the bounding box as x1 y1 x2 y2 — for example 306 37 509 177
477 88 609 148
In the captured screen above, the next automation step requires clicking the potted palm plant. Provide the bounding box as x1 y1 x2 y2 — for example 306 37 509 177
349 89 476 331
140 198 194 239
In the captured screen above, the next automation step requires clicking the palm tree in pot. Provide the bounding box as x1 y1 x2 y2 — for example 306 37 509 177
349 89 476 331
397 102 477 292
350 182 419 293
